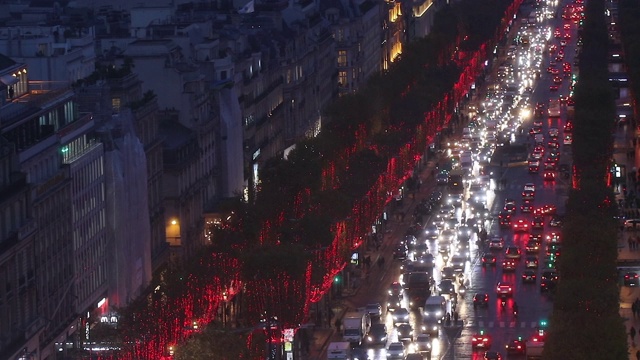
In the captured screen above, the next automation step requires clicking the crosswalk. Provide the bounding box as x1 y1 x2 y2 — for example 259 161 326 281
471 320 541 329
493 182 569 191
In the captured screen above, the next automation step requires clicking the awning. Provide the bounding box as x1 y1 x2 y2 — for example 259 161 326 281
0 74 18 86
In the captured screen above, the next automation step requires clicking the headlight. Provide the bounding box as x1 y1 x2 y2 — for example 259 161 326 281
435 311 442 316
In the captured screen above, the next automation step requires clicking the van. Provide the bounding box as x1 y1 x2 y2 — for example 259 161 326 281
326 342 351 360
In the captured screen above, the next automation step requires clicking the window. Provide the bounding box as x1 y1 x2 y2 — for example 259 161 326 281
338 50 347 67
112 98 121 112
338 71 347 87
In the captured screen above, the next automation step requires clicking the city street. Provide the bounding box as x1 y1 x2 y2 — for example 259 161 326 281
310 0 586 358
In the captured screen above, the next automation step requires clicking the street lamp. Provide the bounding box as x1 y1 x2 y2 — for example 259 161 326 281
222 291 229 327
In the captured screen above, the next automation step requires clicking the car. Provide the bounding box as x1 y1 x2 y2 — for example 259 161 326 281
392 308 410 325
513 219 530 232
541 269 559 282
521 200 534 213
564 134 573 145
413 333 432 354
549 85 559 91
366 323 388 346
457 225 473 241
549 215 562 227
503 203 517 215
387 295 402 312
396 323 413 342
436 172 449 185
416 253 435 268
526 239 541 253
472 331 493 349
564 121 574 132
540 278 557 292
624 272 639 287
532 216 544 229
489 237 505 250
388 282 402 297
482 253 497 266
473 293 490 307
450 255 466 271
496 282 514 297
438 280 456 295
524 183 535 192
542 204 557 215
386 342 406 359
522 189 535 200
522 269 537 283
553 76 563 84
366 303 382 319
394 244 408 260
624 219 640 231
504 246 522 259
525 256 539 268
404 354 423 360
544 160 557 170
502 259 517 271
505 338 526 355
483 351 503 360
441 266 457 281
499 215 512 229
546 232 561 243
544 171 556 181
546 242 562 255
424 225 440 239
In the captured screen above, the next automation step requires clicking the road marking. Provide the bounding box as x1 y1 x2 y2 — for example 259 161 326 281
500 321 505 328
521 321 527 328
510 321 516 328
531 321 538 328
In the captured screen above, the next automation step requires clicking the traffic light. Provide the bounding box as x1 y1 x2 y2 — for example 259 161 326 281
334 274 342 284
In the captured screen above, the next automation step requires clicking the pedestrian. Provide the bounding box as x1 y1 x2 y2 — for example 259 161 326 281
453 311 459 324
630 326 636 343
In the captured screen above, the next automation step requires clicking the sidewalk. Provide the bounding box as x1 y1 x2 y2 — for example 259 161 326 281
612 123 640 360
306 156 444 360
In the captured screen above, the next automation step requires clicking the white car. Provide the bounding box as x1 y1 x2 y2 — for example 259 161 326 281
392 308 410 325
413 333 432 354
386 342 406 359
524 183 536 192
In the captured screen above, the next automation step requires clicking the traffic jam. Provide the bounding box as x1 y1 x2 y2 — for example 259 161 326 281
326 0 584 359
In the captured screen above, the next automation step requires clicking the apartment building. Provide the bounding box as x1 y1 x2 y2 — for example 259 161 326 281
0 54 106 359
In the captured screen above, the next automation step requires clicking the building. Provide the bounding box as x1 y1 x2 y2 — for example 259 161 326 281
0 54 108 359
405 0 439 41
0 137 39 360
382 0 405 70
321 0 382 96
0 25 96 85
